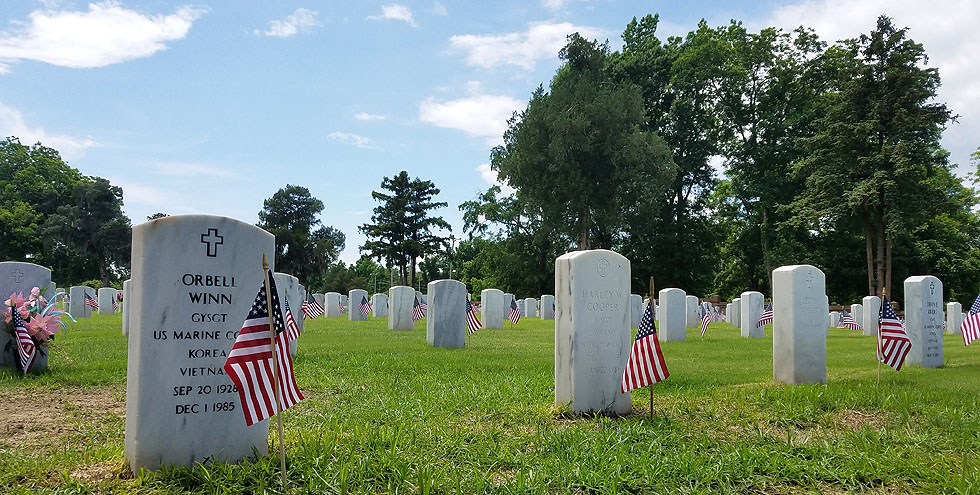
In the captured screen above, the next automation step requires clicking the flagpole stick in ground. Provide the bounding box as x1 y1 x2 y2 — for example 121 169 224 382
648 275 656 421
262 254 288 488
876 289 885 393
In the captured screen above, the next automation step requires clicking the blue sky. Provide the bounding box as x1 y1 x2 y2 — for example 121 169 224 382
0 0 976 263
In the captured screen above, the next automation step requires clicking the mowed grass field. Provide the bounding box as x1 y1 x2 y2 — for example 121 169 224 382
2 312 980 494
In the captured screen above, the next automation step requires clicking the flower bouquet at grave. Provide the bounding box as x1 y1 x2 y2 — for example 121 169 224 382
3 287 75 372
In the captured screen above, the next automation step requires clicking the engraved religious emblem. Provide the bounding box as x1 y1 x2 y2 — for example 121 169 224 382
805 270 814 288
200 228 224 258
929 281 936 295
597 258 609 278
11 269 24 283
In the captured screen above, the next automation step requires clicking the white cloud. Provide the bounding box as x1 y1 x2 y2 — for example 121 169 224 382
0 101 97 160
767 0 980 172
368 4 418 28
327 131 376 149
449 22 605 71
431 2 448 16
418 92 523 146
476 163 516 196
354 112 387 121
0 1 205 71
150 162 237 179
255 8 320 38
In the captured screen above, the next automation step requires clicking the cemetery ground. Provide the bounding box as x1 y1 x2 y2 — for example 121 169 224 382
2 316 979 494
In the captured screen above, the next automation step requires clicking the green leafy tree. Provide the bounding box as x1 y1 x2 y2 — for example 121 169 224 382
257 185 345 285
360 171 450 287
492 33 675 252
792 15 953 298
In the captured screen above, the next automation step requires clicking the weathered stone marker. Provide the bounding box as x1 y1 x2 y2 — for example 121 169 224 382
480 289 504 329
125 214 272 472
0 261 52 371
372 293 389 318
325 292 341 317
540 294 555 320
98 287 117 314
947 302 962 335
904 276 944 368
772 265 826 385
349 289 368 321
740 291 764 338
388 286 415 330
426 279 466 348
658 288 686 342
69 285 96 318
555 249 630 415
862 296 880 336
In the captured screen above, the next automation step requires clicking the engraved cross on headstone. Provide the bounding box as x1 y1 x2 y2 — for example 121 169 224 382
11 269 24 283
929 281 936 295
805 270 814 288
200 228 224 258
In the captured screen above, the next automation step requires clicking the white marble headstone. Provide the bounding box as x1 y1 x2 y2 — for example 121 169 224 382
481 289 504 328
731 297 741 328
313 293 325 309
517 298 526 317
0 261 52 371
524 297 537 318
503 293 514 315
273 272 300 357
850 304 863 329
122 279 132 337
658 288 686 342
555 249 630 415
349 289 368 321
98 287 117 314
829 311 840 327
740 291 764 338
629 294 642 328
862 296 880 336
372 293 389 318
904 276 943 368
686 295 699 328
946 302 962 335
426 279 466 348
325 292 341 317
540 294 555 320
69 285 95 319
388 286 415 330
725 303 732 323
772 264 826 385
124 214 272 473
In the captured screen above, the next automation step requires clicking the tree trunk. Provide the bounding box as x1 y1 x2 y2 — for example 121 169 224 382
885 236 893 299
577 206 591 250
875 218 886 297
761 210 773 294
862 202 875 296
410 256 417 288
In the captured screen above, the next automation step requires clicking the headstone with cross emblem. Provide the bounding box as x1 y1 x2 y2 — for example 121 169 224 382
904 275 944 368
946 302 962 335
658 288 686 342
740 291 765 338
0 261 53 371
481 289 504 328
772 265 827 385
69 286 96 318
98 287 117 314
426 279 466 348
388 285 416 330
124 214 275 473
555 249 631 415
325 292 342 317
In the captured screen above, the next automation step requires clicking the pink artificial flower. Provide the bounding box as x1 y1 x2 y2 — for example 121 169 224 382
3 292 28 324
26 313 58 342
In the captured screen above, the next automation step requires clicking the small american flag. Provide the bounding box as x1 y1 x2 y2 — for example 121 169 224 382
111 298 119 312
961 294 980 346
756 304 773 327
621 300 669 393
339 301 346 314
84 293 99 310
838 309 862 330
508 299 521 324
359 296 372 317
412 296 426 321
700 306 711 338
301 293 323 319
878 294 911 371
466 299 482 335
223 272 304 426
11 306 36 374
284 297 300 342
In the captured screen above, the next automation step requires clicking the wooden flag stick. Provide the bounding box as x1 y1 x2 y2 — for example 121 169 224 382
876 288 885 393
262 255 288 488
648 275 656 421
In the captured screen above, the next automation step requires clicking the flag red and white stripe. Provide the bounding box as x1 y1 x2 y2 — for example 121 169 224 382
413 296 426 321
508 299 521 324
621 300 669 393
301 294 323 319
839 310 862 330
284 297 300 342
11 307 36 373
223 272 304 426
466 300 482 335
359 296 372 317
756 304 773 327
961 294 980 346
700 307 711 338
84 293 98 310
878 294 911 371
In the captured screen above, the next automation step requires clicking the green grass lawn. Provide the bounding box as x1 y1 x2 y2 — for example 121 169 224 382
2 313 979 494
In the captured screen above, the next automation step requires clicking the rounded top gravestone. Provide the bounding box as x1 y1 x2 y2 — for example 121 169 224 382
125 214 275 473
0 261 53 371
